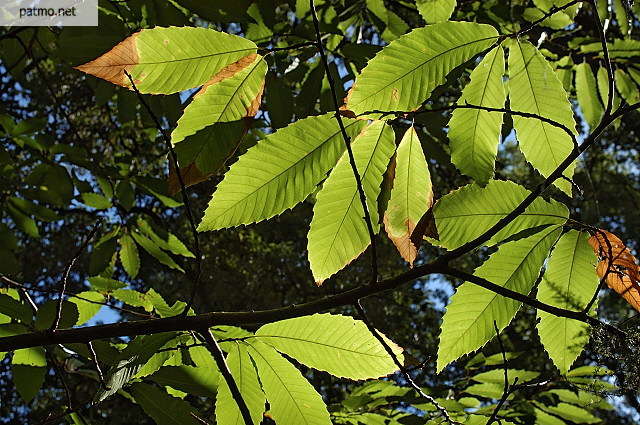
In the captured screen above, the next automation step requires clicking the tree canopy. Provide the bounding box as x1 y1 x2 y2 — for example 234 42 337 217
2 0 640 424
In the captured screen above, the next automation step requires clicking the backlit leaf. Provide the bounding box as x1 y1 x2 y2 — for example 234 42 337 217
129 383 202 425
76 27 257 94
255 313 401 379
383 126 432 265
448 46 506 185
150 366 220 398
95 333 177 402
537 230 599 373
437 226 561 371
508 40 577 195
308 121 396 284
131 231 184 272
12 365 46 403
432 180 568 250
216 342 265 425
198 114 367 230
575 62 603 129
344 21 499 118
247 340 331 425
119 234 140 278
416 0 457 23
171 54 266 145
68 291 105 326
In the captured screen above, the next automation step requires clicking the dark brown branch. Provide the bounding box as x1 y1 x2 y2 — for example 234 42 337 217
0 259 624 352
123 71 203 315
309 0 379 283
200 329 252 425
50 222 101 332
354 301 460 425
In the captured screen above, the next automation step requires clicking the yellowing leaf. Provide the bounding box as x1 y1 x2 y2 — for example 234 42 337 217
383 127 432 265
76 27 257 94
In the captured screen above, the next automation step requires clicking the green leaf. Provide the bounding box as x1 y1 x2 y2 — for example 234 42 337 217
472 368 540 385
366 0 409 41
149 365 220 398
6 202 39 238
508 40 577 195
247 340 332 425
255 313 401 379
384 126 432 265
12 365 46 403
596 64 620 111
95 333 177 402
0 294 32 323
88 276 127 292
448 46 506 185
575 62 603 129
537 230 599 374
216 342 266 425
119 234 140 278
538 402 601 424
76 27 258 94
137 219 194 258
308 121 396 284
69 291 105 326
171 54 267 145
432 180 568 250
129 383 202 425
145 288 186 317
615 68 640 105
111 289 154 311
437 226 561 371
416 0 457 23
198 114 366 230
131 232 184 272
13 347 46 367
7 197 60 221
81 193 112 210
34 300 79 330
345 21 499 118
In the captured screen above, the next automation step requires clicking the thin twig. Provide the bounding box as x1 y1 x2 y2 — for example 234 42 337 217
516 0 583 36
588 0 614 117
50 222 101 332
261 41 317 53
200 329 252 425
123 70 202 315
87 342 109 391
354 301 461 425
309 0 379 284
48 351 74 411
414 103 578 148
486 322 514 425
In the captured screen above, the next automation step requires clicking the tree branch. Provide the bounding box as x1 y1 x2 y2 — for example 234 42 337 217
200 329 252 425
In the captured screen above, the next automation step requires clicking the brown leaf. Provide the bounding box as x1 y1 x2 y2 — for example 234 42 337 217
589 229 639 280
384 216 419 265
195 54 258 99
590 229 640 312
168 158 212 196
597 262 640 312
409 207 438 252
75 32 141 88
